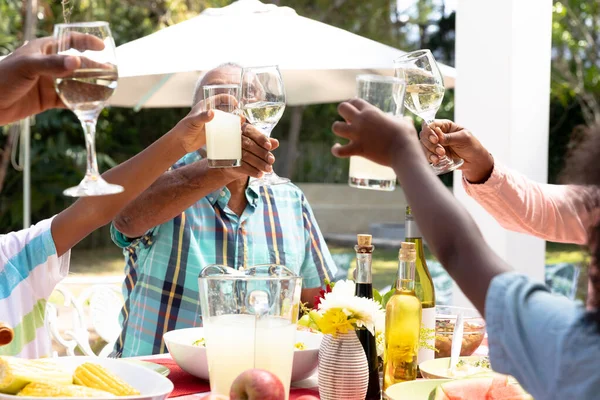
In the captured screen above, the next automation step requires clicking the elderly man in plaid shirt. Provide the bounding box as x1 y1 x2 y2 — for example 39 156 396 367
109 63 338 357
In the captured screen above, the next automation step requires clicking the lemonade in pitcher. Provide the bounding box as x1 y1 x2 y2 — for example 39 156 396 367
198 265 302 400
204 314 296 398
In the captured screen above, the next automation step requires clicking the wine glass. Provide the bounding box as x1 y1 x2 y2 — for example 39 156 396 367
394 50 464 175
52 22 122 196
240 66 289 186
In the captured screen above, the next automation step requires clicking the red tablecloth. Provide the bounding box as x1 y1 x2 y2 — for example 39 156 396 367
146 358 320 399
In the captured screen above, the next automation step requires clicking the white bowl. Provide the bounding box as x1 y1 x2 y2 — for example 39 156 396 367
0 356 173 400
163 327 322 382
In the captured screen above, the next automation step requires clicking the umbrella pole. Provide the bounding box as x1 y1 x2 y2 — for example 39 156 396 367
21 119 31 229
22 0 36 229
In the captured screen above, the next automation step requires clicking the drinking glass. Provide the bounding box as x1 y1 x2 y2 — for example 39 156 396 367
203 84 242 168
349 75 406 191
240 66 288 186
198 265 302 400
394 50 464 175
52 22 122 196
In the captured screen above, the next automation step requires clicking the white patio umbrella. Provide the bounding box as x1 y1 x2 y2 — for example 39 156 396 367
110 0 455 109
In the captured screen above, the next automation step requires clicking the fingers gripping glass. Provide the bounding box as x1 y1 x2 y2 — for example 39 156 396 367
394 50 464 175
203 84 242 168
240 66 289 186
52 22 122 197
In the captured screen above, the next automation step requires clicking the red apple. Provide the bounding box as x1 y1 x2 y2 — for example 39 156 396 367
229 369 285 400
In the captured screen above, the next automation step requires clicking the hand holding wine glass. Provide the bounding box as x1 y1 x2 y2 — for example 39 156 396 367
240 66 288 186
52 22 121 197
394 50 463 175
0 35 104 126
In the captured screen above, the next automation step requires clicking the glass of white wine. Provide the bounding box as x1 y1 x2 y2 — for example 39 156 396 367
240 66 288 186
52 22 122 196
394 50 463 175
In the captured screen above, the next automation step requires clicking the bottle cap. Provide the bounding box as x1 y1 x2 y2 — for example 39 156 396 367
357 234 372 246
399 241 416 261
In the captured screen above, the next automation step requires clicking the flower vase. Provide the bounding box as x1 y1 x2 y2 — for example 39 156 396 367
318 331 368 400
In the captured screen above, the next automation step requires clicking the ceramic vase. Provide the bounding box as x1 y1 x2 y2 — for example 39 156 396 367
318 331 368 400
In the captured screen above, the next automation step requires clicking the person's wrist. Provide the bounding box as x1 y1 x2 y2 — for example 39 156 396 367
173 123 205 155
390 129 419 160
462 152 494 184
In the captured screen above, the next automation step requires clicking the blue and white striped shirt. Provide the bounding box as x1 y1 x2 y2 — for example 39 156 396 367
0 217 70 358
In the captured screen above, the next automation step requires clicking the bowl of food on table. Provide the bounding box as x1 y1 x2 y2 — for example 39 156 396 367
435 305 486 358
0 355 173 400
163 326 322 383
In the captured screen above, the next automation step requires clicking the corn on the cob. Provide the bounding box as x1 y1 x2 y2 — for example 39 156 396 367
73 363 139 396
18 382 116 398
0 356 72 394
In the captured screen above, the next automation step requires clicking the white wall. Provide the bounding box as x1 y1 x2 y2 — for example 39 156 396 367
453 0 553 307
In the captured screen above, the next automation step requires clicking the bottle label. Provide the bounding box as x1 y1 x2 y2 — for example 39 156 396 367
418 307 436 364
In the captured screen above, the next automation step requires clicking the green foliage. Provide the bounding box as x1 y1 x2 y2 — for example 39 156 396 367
551 1 600 125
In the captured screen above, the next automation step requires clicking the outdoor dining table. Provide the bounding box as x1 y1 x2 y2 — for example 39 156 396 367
132 337 489 399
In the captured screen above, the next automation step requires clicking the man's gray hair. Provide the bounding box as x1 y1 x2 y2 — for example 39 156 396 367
191 62 243 106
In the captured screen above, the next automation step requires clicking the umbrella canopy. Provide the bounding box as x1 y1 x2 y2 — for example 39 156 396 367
110 0 455 108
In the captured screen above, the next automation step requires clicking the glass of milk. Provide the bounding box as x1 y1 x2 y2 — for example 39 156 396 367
198 265 302 400
348 75 407 191
203 84 243 168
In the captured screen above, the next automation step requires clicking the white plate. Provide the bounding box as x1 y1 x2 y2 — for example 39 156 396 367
0 356 174 400
163 327 322 383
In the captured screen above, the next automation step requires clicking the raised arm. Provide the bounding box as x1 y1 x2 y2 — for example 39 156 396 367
421 121 594 245
113 124 277 238
463 164 594 245
331 100 510 315
51 106 214 257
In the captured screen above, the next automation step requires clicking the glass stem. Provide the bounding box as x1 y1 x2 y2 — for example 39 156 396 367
80 118 100 179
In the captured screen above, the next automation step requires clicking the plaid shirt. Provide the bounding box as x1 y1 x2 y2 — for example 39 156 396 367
110 151 337 357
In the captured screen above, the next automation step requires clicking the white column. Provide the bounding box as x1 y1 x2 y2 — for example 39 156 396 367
452 0 553 308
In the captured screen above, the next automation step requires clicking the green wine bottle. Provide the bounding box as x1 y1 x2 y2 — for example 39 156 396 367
404 206 436 363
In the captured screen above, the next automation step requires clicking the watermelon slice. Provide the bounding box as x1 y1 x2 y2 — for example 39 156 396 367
429 377 494 400
428 374 533 400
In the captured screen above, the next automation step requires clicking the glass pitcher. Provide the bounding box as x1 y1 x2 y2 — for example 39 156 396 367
198 264 302 399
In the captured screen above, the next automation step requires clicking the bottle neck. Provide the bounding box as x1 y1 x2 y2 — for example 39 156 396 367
396 258 416 291
405 214 421 239
355 251 373 284
406 216 427 260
